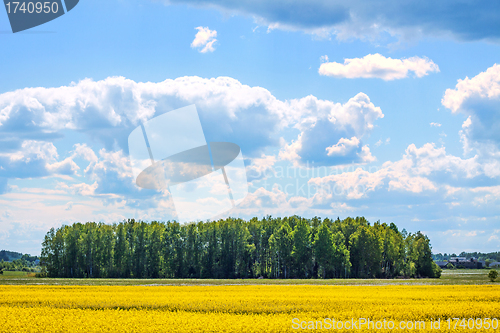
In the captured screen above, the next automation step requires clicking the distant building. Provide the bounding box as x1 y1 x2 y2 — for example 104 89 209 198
490 262 500 268
449 257 467 262
437 257 483 269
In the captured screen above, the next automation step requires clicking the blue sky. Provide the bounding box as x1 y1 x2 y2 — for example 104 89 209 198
1 0 500 255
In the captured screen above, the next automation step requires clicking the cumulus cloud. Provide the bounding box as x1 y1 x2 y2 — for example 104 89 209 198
246 154 277 182
442 64 500 159
0 76 388 212
0 76 281 157
232 184 353 218
280 93 383 166
0 76 385 171
0 140 80 179
191 26 217 53
430 122 442 127
442 64 500 114
326 137 360 156
162 0 500 42
308 142 489 200
56 145 172 209
0 137 166 210
319 54 439 80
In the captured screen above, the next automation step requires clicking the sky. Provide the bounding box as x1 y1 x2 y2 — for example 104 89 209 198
1 0 500 255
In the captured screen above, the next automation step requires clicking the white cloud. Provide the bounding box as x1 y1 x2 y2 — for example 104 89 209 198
307 142 490 200
0 76 277 158
442 64 500 166
430 122 442 127
442 64 500 114
280 92 383 166
319 54 439 80
0 140 79 178
358 145 376 163
326 137 360 156
319 140 377 164
375 137 390 147
232 184 354 218
246 154 277 182
0 76 387 210
191 26 218 53
64 202 73 211
1 76 387 171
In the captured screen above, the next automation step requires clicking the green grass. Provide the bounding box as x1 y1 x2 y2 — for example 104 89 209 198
0 271 33 279
0 269 498 286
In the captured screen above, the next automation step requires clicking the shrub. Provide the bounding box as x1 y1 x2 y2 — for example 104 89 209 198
488 270 498 282
431 262 442 278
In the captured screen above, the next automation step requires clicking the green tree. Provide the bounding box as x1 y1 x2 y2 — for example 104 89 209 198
269 222 292 278
413 232 435 278
291 219 311 278
313 222 335 278
147 221 163 278
114 222 130 277
349 225 382 278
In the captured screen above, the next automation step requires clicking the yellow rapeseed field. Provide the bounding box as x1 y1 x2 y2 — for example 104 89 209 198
1 285 499 332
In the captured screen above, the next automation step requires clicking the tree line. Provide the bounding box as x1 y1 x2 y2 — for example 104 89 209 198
433 252 500 262
40 216 441 279
433 251 500 268
0 252 39 273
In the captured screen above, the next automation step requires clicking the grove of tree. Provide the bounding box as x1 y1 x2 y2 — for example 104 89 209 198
40 216 442 279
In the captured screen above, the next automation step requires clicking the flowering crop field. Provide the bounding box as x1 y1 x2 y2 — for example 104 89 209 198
1 284 500 332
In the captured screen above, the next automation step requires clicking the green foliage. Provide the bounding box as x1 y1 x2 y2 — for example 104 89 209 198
291 218 311 278
0 254 40 272
313 222 336 278
40 216 439 279
488 270 498 282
